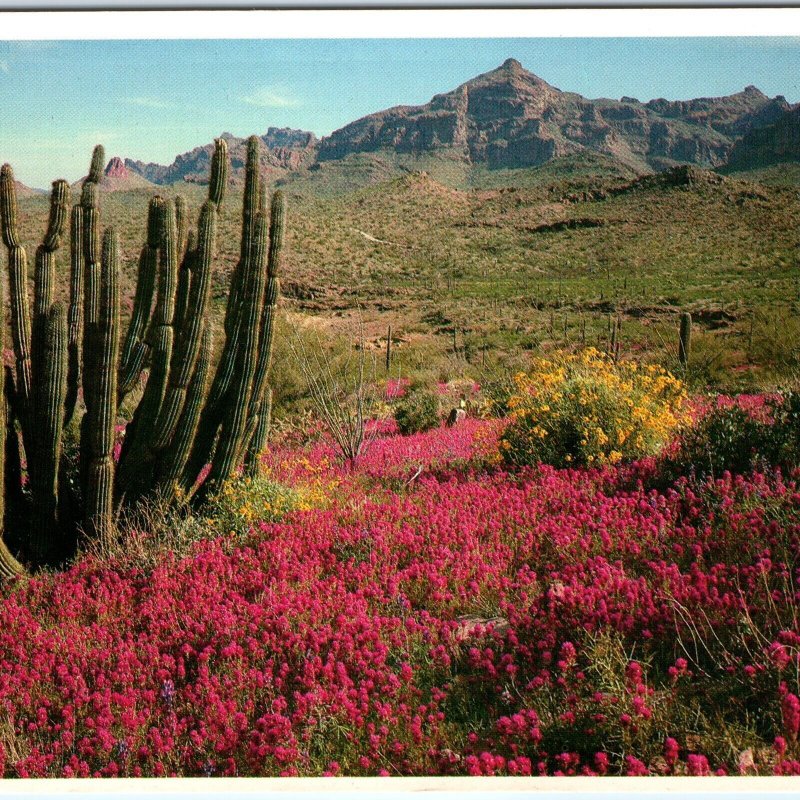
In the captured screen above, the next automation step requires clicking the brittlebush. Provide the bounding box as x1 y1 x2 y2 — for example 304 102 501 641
500 349 687 468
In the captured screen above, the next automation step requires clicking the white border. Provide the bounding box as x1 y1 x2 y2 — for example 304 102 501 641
1 9 800 39
0 775 798 795
0 8 799 797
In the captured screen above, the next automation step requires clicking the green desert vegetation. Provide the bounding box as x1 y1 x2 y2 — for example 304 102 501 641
9 152 800 423
14 158 800 414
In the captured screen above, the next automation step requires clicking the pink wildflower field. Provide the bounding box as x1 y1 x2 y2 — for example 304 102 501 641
0 407 799 778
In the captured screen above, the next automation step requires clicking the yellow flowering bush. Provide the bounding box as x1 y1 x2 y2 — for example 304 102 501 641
204 475 304 536
500 349 687 468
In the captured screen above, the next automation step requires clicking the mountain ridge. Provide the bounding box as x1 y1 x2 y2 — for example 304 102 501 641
117 59 796 191
125 128 317 187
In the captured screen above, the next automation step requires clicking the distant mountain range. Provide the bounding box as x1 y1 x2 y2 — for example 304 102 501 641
124 128 317 187
62 59 800 192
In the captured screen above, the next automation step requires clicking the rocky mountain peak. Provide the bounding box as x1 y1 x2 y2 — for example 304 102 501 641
466 59 554 92
118 59 800 190
500 57 524 73
104 157 128 179
318 58 790 174
125 127 318 187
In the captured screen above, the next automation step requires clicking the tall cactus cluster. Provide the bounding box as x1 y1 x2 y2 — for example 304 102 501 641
0 136 284 575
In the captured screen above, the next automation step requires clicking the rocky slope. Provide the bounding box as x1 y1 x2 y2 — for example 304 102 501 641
12 180 42 198
724 105 800 170
70 156 156 192
101 157 155 191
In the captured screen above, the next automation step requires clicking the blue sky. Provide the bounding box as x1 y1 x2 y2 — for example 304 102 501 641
1 37 800 187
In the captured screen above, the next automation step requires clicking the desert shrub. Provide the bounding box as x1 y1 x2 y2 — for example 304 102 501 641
499 348 687 468
661 392 800 483
204 475 304 535
268 315 317 419
394 387 441 435
479 373 521 419
288 323 380 467
81 475 303 571
477 354 531 418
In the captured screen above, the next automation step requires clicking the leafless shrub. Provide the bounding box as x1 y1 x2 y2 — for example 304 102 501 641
287 319 379 468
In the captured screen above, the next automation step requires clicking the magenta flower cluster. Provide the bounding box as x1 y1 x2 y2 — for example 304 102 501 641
0 413 797 777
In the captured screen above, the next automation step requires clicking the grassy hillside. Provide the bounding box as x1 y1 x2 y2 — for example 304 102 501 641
12 164 800 398
720 161 800 188
278 148 642 196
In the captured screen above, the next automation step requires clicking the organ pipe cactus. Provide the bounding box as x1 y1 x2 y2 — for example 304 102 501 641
30 303 68 559
244 190 285 477
118 198 160 400
65 204 84 426
83 229 120 545
0 133 286 573
0 268 24 578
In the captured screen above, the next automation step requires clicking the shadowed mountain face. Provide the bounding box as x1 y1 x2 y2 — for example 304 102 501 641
724 106 800 170
318 59 791 174
118 59 795 191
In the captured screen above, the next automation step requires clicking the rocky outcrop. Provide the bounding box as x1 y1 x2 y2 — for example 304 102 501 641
116 59 796 188
104 156 129 180
12 180 41 198
71 156 155 191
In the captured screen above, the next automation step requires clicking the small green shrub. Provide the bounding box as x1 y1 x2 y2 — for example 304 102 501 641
477 373 518 419
394 388 441 435
80 475 303 572
661 392 800 483
204 475 303 536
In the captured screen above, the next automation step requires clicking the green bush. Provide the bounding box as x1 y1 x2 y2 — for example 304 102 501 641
478 372 518 419
661 392 800 483
203 475 303 536
394 388 441 435
83 475 304 572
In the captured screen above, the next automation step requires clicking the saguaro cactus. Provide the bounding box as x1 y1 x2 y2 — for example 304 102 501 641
0 134 285 574
678 312 692 367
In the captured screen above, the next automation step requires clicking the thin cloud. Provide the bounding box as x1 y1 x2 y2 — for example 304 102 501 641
240 85 300 109
0 61 9 74
123 96 175 110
